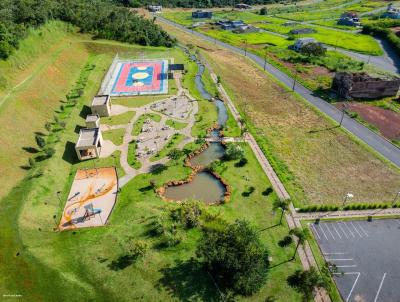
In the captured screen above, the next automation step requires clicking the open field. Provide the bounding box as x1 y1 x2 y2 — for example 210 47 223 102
157 21 400 206
0 25 306 301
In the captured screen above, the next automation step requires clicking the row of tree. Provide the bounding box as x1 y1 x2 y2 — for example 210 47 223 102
0 0 176 59
116 0 294 8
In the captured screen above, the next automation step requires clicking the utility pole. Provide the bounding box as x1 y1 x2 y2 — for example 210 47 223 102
243 39 248 57
263 51 267 70
339 102 348 127
292 67 298 91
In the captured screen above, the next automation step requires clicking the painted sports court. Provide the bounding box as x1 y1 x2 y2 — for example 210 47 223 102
59 167 118 230
101 58 169 96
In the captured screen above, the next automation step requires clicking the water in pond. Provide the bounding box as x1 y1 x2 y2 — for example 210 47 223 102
164 171 226 204
190 143 225 167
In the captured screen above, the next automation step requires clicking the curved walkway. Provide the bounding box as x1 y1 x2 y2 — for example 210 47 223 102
158 16 400 167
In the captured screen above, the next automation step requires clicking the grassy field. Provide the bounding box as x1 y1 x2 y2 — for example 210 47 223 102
0 23 306 301
127 140 141 169
157 21 400 207
112 95 170 108
103 128 126 146
165 119 188 130
131 113 162 136
101 111 135 126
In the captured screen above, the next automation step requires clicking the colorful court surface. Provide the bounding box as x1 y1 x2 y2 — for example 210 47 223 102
110 60 168 96
59 167 118 230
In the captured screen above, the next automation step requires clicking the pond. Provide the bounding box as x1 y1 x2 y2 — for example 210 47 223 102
164 171 226 204
190 142 225 167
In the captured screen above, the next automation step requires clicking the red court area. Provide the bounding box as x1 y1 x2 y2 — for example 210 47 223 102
111 60 168 96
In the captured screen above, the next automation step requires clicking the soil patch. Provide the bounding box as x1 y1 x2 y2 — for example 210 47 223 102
336 102 400 140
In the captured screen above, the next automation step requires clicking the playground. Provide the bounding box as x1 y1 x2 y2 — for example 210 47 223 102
109 59 169 96
59 167 118 230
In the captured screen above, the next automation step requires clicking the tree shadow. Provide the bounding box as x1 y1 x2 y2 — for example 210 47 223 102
158 259 220 302
79 105 91 119
74 125 84 134
269 258 292 269
307 125 339 134
22 146 40 154
262 187 273 196
150 163 168 175
108 254 138 271
62 141 79 164
259 224 279 232
139 185 154 192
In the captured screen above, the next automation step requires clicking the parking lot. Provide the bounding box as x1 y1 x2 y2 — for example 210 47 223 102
310 219 400 302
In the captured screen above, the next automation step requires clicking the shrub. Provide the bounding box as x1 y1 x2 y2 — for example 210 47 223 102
167 148 184 160
287 267 326 300
260 7 268 15
196 219 269 296
225 144 244 160
44 147 55 158
35 135 46 149
171 200 203 228
278 235 293 247
28 158 36 168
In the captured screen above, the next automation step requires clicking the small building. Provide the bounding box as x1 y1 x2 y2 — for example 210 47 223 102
383 3 400 19
332 72 400 99
148 5 162 12
235 3 252 10
337 12 361 27
192 10 212 19
289 38 319 52
233 25 260 34
168 64 185 79
218 20 246 30
91 95 111 117
283 21 298 27
85 114 100 129
75 128 103 161
289 28 317 35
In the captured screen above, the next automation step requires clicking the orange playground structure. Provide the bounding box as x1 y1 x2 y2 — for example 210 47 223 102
59 167 118 230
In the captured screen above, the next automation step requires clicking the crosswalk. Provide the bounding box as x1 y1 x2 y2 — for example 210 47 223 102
311 221 368 241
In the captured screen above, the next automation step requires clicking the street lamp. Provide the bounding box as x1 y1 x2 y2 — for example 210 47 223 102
392 191 400 206
242 39 248 57
339 102 348 127
342 193 354 207
263 51 268 71
292 66 298 91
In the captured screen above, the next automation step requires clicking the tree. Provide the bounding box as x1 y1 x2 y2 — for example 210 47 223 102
196 219 269 296
287 267 326 301
289 227 308 261
300 42 326 57
35 134 46 149
225 144 244 160
167 148 184 160
273 199 290 225
260 7 267 15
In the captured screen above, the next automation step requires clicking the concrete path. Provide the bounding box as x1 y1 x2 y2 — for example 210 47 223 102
158 16 400 168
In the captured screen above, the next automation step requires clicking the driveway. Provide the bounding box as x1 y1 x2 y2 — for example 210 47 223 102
158 16 400 167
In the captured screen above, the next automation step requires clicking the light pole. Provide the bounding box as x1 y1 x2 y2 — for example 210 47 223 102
56 191 62 209
292 66 298 91
342 193 354 208
263 51 268 70
339 102 348 127
392 191 400 206
242 39 248 57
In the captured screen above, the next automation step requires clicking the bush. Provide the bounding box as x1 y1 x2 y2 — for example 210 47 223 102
171 200 203 228
35 135 46 149
225 144 244 160
167 148 184 160
260 7 267 15
278 235 293 247
287 267 326 300
197 219 269 296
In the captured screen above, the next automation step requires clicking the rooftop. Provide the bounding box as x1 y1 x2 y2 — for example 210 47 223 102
92 95 109 106
76 128 100 148
86 114 100 122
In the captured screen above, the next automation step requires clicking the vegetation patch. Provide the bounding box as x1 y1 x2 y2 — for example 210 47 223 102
101 111 135 126
103 128 125 146
166 119 188 130
131 113 162 136
151 133 185 162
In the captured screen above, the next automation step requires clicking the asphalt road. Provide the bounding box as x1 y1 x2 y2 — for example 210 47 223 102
158 16 400 167
310 219 400 302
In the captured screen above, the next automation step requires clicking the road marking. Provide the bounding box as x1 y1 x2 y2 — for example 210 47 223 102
336 265 357 268
324 223 336 240
340 272 360 302
318 224 329 240
356 222 369 237
350 221 363 238
374 272 387 302
324 252 346 255
332 224 342 239
342 222 355 238
311 224 321 239
338 223 349 239
326 259 353 261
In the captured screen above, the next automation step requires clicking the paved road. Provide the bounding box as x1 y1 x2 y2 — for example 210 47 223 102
158 16 400 167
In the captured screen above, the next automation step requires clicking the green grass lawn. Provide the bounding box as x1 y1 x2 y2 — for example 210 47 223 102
112 95 170 108
165 119 188 130
150 133 185 162
223 104 242 137
102 128 126 146
101 111 135 126
127 140 141 169
131 113 162 136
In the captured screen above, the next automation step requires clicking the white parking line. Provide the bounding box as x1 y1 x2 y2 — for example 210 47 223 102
350 221 363 238
337 222 349 239
324 252 346 255
332 224 342 239
318 224 329 240
326 259 353 261
342 222 355 238
324 224 336 240
311 224 321 239
336 265 357 268
374 272 387 302
332 272 360 302
355 222 369 237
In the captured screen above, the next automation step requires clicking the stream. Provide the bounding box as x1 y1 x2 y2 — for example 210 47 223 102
164 51 229 204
